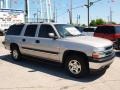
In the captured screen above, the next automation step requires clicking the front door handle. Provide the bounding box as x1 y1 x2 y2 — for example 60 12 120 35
36 40 40 43
22 39 26 42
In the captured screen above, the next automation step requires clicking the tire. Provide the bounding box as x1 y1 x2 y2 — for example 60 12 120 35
11 47 21 61
114 43 120 50
0 31 3 36
65 55 88 78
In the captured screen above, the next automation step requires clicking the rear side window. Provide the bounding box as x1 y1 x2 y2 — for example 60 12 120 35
104 26 115 34
95 26 115 34
6 24 24 35
24 25 38 37
115 26 120 33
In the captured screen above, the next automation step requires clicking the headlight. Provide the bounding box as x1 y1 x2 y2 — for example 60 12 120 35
92 48 106 59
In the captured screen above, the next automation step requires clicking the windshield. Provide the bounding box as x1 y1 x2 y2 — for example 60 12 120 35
55 24 82 37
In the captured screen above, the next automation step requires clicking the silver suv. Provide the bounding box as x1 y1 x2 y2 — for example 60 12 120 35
3 23 115 77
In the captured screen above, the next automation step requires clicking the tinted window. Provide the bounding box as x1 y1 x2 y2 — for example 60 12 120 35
39 24 56 38
104 26 115 34
24 25 37 37
95 26 115 34
84 28 95 32
6 24 24 35
115 26 120 33
95 26 103 33
75 26 84 32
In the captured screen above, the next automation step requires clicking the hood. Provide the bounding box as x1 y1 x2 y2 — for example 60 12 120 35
63 36 113 48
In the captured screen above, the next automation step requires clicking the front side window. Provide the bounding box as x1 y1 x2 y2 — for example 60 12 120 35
55 24 82 38
24 25 37 37
38 24 56 38
95 26 104 33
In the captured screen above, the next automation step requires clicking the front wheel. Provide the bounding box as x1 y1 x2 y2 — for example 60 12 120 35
65 55 88 78
11 47 21 61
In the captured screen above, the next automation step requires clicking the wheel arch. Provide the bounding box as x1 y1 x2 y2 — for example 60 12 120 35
62 50 89 67
10 43 19 50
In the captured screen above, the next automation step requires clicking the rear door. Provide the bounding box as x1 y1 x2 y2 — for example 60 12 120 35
20 24 39 56
103 26 115 40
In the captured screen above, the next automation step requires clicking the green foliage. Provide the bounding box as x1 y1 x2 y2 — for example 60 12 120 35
81 24 87 27
90 18 106 26
111 22 116 24
90 20 96 26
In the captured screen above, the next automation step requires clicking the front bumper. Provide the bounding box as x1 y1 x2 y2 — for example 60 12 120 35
89 52 115 70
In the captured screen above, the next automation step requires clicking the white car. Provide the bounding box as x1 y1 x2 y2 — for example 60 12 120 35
3 23 115 77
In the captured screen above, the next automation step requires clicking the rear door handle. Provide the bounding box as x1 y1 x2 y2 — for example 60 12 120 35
36 40 40 43
22 39 26 42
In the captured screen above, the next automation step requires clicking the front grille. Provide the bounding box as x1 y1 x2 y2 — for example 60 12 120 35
105 46 113 50
104 45 113 57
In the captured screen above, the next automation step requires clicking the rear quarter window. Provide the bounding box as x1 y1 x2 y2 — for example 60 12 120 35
6 24 24 35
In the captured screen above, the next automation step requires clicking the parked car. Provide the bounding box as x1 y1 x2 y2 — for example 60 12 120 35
94 24 120 50
3 23 115 78
82 27 96 36
74 26 84 32
75 26 96 36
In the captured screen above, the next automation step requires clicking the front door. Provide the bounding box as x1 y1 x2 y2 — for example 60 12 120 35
32 24 60 61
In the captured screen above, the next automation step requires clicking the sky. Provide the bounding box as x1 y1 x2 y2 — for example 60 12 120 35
10 0 120 25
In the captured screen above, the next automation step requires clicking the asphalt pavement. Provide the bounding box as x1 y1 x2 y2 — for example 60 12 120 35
0 36 120 90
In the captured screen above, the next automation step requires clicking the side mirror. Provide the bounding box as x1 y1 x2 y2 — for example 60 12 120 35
48 33 58 39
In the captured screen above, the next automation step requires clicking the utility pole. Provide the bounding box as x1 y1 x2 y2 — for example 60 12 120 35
69 0 72 24
87 0 90 27
53 0 56 22
53 0 57 22
55 9 57 22
77 15 78 25
37 9 39 22
24 0 28 22
33 13 37 22
110 6 112 23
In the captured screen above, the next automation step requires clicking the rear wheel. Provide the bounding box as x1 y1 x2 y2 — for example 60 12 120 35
11 47 21 61
65 55 88 78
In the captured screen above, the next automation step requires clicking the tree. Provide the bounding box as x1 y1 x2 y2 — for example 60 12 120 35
111 22 116 24
90 20 96 26
90 18 106 26
96 19 106 25
81 24 87 27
